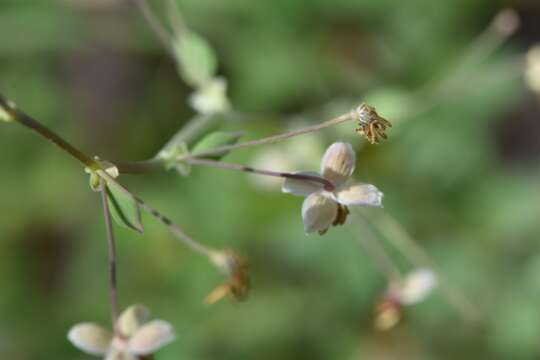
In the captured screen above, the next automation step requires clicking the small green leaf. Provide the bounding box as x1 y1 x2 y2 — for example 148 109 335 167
173 31 217 88
192 131 243 160
158 142 191 176
106 180 144 233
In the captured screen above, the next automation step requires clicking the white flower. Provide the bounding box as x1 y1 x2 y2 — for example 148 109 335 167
282 141 383 234
389 268 438 306
526 45 540 95
68 305 175 359
189 77 231 115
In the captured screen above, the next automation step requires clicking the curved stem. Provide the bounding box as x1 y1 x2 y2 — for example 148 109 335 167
188 158 335 191
100 183 120 333
175 112 353 162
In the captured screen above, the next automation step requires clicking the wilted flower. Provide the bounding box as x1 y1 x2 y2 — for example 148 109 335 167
68 305 175 359
282 142 383 234
206 250 250 304
374 268 438 331
352 104 392 144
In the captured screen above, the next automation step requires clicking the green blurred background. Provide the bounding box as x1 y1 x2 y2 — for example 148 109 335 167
1 0 540 359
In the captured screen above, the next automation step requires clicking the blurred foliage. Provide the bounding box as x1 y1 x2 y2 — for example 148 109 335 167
1 0 540 359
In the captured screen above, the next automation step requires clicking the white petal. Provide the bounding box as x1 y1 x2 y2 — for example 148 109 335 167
67 323 112 356
320 142 356 187
282 171 324 196
117 305 150 337
128 320 176 356
335 183 383 207
398 268 438 305
301 192 338 233
105 349 137 360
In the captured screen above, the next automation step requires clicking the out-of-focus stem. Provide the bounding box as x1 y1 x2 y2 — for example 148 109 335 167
371 211 482 325
132 0 174 55
351 214 402 284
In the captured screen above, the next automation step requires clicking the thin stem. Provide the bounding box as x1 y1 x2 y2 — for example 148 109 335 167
187 158 335 191
97 171 217 259
370 210 482 325
132 0 174 55
137 199 216 258
165 0 186 35
175 112 353 162
100 182 120 333
350 213 402 284
0 94 98 168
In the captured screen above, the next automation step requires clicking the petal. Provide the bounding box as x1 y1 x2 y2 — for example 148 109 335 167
117 305 150 337
128 320 176 356
67 323 112 356
320 142 356 187
282 171 324 196
398 268 438 305
301 192 338 233
105 349 137 360
335 183 383 207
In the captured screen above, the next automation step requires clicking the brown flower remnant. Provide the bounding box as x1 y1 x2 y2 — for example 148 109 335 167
374 269 437 331
352 104 392 144
374 296 403 331
206 250 250 304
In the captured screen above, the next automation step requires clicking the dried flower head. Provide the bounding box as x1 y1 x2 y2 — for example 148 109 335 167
352 104 392 144
374 269 438 331
206 250 250 304
282 142 383 234
68 305 175 359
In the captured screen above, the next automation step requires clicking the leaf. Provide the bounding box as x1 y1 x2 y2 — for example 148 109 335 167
157 142 191 177
106 180 144 233
173 30 217 88
191 131 243 160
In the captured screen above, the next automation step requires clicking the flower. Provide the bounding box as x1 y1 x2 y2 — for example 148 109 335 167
189 77 231 115
206 250 250 304
282 142 383 234
352 104 392 144
374 268 438 330
68 305 175 359
526 44 540 96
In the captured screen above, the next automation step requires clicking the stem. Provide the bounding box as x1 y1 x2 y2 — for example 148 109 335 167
160 114 221 155
97 171 217 259
350 214 402 284
0 94 97 168
137 199 216 258
100 183 120 333
132 0 174 55
175 112 353 162
187 158 336 191
370 210 482 325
